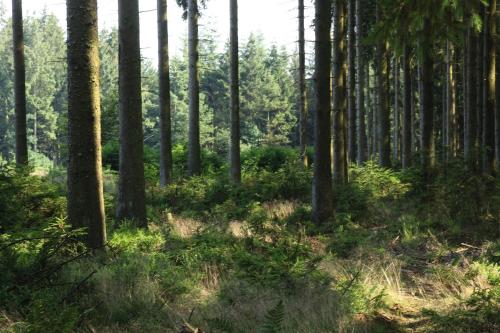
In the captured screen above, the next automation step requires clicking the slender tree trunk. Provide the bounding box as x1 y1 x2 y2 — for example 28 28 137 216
402 45 412 169
298 0 308 167
347 0 356 163
373 61 378 156
446 41 458 159
230 0 241 182
483 0 496 174
367 64 374 158
333 0 348 185
376 4 391 168
158 0 173 186
117 0 146 225
496 14 500 168
355 0 366 163
67 0 106 249
420 18 435 175
188 0 201 176
312 0 333 224
465 24 478 167
12 0 28 166
478 7 485 164
393 58 400 163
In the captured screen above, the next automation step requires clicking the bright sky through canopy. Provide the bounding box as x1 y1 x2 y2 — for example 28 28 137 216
2 0 315 64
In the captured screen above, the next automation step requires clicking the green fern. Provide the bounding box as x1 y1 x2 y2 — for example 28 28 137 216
207 317 235 333
261 300 285 333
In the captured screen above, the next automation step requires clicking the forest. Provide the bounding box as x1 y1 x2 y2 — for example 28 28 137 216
0 0 499 332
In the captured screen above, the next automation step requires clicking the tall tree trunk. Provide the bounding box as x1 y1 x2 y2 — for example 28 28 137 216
446 41 458 159
188 0 201 176
477 6 485 165
230 0 241 182
376 4 391 168
67 0 106 249
333 0 348 185
483 0 496 174
420 18 435 175
465 24 478 167
312 0 333 224
367 64 374 158
158 0 173 186
117 0 146 225
347 0 356 163
298 0 308 167
12 0 28 166
355 0 366 163
496 14 500 168
402 45 412 169
393 58 400 163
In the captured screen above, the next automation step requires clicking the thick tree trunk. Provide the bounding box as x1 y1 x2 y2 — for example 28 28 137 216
117 0 146 226
347 0 356 163
483 0 496 174
67 0 106 249
230 0 241 182
188 0 201 176
12 0 28 166
158 0 173 186
402 45 412 169
312 0 333 224
355 0 367 163
333 0 348 185
420 18 435 175
298 0 308 167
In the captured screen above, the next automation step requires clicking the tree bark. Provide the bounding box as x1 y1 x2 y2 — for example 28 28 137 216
230 0 241 182
496 13 500 169
158 0 173 186
355 0 367 163
393 58 400 163
117 0 146 226
298 0 308 167
402 45 412 169
12 0 28 166
347 0 356 163
376 4 391 168
483 0 496 174
420 17 435 175
188 0 201 176
446 41 458 159
312 0 333 224
465 24 478 167
333 0 348 185
67 0 106 249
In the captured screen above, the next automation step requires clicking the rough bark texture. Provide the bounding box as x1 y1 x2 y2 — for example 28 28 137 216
158 0 173 186
347 0 356 163
12 0 28 166
312 0 333 224
117 0 146 226
66 0 106 249
333 0 348 185
420 17 435 175
355 0 367 163
298 0 308 167
402 45 412 169
230 0 241 182
483 0 496 174
188 0 201 176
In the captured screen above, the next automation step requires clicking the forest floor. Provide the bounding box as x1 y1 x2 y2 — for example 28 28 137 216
0 151 499 332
